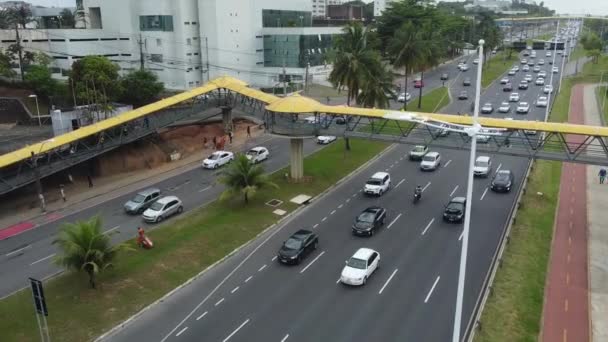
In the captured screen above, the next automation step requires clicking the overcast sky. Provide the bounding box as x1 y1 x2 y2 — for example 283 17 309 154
27 0 608 16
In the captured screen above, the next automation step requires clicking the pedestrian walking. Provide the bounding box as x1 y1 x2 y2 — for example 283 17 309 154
60 184 66 202
326 96 331 104
144 117 150 129
228 131 233 144
599 167 607 184
67 173 74 184
39 193 46 212
247 125 251 138
87 175 93 188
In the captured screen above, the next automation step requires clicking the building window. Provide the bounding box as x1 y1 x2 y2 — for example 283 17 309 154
89 7 102 28
150 54 163 63
192 21 197 25
186 53 192 56
139 15 174 32
262 10 312 27
156 38 162 47
184 21 190 25
186 38 191 45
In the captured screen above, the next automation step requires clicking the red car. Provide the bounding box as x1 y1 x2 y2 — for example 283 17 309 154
414 80 424 88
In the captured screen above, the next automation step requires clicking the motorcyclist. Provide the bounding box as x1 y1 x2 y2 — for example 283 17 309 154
414 185 422 199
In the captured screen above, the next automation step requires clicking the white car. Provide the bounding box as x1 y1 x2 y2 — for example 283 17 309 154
340 248 380 286
473 156 492 177
459 64 469 71
473 58 479 65
535 77 545 86
317 135 337 145
539 70 547 78
552 66 559 73
420 151 441 171
481 103 494 114
524 74 533 82
544 85 554 94
516 102 530 114
508 69 516 76
538 59 545 65
536 96 548 107
202 150 234 169
546 51 552 57
397 92 412 103
498 102 511 113
512 65 520 72
520 59 527 65
142 196 183 223
363 172 391 196
500 77 510 84
245 146 269 163
477 130 491 143
509 92 520 102
409 145 429 161
522 65 530 72
533 66 541 73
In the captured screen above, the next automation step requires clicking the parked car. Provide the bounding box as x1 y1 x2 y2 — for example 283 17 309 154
340 248 380 286
202 151 234 169
491 169 515 193
363 172 391 196
277 229 319 264
443 197 466 223
473 156 492 177
245 146 269 163
352 207 387 236
317 135 337 145
516 102 530 114
142 196 183 223
420 151 441 171
409 145 429 161
481 103 494 114
124 188 161 214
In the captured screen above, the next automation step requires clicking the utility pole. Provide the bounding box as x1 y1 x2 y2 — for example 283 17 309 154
205 37 210 82
282 56 287 96
137 34 145 71
14 23 25 80
304 54 310 94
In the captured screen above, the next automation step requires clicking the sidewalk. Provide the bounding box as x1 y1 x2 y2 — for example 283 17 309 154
584 84 608 342
541 84 589 342
0 126 268 239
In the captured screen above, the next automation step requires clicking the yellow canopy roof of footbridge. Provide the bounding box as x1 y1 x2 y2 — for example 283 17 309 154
266 93 324 113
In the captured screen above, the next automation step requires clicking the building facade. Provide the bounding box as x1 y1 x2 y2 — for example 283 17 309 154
311 0 343 18
0 0 343 90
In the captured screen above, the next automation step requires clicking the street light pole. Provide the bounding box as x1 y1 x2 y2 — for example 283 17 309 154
452 38 484 342
31 139 55 212
545 20 561 122
29 94 41 126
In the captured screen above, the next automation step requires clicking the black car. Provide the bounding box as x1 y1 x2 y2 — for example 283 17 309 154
443 197 466 223
463 78 471 86
277 229 319 264
491 169 515 193
352 206 387 236
519 82 529 90
440 73 449 80
458 91 468 100
503 83 513 92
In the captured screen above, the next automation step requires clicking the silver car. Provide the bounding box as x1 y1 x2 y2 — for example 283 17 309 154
124 188 161 214
142 196 183 223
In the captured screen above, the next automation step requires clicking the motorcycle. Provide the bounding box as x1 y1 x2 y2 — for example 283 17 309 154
413 191 422 204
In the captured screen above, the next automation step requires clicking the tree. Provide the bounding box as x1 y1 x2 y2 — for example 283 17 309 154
69 56 122 117
218 154 278 204
24 65 57 98
586 49 602 64
357 65 393 109
34 52 52 67
0 50 14 77
53 216 132 289
119 70 164 107
388 22 425 110
59 8 75 28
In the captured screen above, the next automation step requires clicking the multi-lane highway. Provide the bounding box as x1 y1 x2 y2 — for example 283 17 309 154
101 47 574 341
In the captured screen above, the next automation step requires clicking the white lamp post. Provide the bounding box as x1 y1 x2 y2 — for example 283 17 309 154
452 38 484 342
28 94 41 126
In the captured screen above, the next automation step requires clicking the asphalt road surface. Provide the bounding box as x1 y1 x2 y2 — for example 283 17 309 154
103 49 569 341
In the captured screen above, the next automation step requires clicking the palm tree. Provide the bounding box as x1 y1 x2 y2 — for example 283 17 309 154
357 65 394 109
218 154 278 204
415 22 443 109
388 22 426 110
329 22 382 149
53 216 131 289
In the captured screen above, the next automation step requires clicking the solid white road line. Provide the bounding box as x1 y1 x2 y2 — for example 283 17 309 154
231 286 239 294
421 218 435 235
480 188 489 201
196 311 208 321
175 326 188 337
300 251 325 274
424 276 441 303
245 276 253 283
5 244 31 257
222 319 250 342
395 179 406 189
30 253 55 266
272 256 277 261
258 264 267 272
281 333 290 342
378 268 398 294
198 186 211 193
215 298 225 306
450 185 459 197
497 163 502 172
104 225 120 234
444 160 452 168
422 181 431 192
387 213 402 229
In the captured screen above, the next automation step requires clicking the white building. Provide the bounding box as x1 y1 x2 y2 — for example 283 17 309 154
311 0 343 17
374 0 396 17
0 0 343 90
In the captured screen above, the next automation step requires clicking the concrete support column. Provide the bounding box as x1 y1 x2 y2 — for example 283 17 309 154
221 106 233 132
290 138 304 181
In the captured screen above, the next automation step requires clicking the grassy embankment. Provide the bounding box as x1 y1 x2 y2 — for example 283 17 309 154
0 138 388 342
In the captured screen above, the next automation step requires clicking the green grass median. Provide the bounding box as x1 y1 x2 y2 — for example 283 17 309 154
474 55 608 342
597 86 608 124
481 52 519 88
0 138 388 342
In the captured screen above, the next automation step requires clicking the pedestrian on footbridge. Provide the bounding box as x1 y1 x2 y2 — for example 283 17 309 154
599 167 607 184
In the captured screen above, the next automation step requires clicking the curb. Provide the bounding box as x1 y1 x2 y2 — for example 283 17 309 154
95 142 397 341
